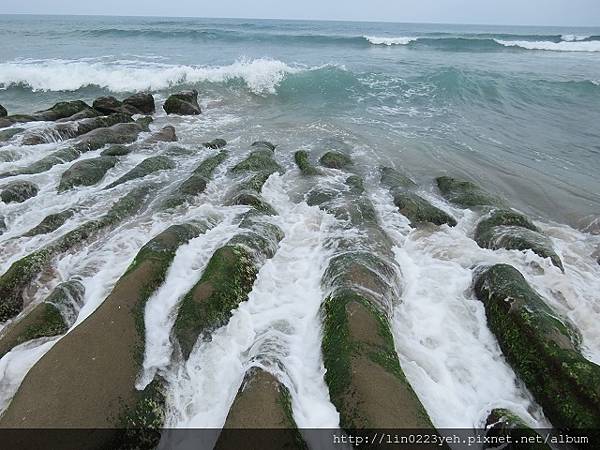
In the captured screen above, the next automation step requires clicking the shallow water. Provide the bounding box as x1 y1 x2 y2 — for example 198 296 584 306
0 14 599 444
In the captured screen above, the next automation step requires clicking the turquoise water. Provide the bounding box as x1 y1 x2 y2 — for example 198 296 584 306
1 15 599 228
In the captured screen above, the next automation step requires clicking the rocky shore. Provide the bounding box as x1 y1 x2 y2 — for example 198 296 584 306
0 91 598 449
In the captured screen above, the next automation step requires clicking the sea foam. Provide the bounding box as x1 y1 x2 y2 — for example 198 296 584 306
364 36 418 46
496 39 600 52
0 58 308 95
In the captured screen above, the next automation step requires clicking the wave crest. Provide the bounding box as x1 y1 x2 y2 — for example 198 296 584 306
364 36 418 46
0 58 314 95
496 39 600 52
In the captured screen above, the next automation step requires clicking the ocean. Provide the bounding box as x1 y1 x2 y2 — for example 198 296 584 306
1 15 599 227
1 14 600 440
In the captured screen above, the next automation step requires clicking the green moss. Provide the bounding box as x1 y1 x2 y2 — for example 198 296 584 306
345 175 364 194
477 225 564 271
105 156 175 190
475 209 539 237
436 176 505 208
305 189 338 206
23 210 75 237
485 409 551 450
321 289 431 429
392 192 457 227
277 384 308 450
0 188 149 322
319 151 353 169
229 192 277 216
193 151 228 179
19 303 68 343
0 249 52 322
294 150 322 176
230 149 283 175
101 145 131 156
58 156 119 192
174 244 259 358
380 166 416 190
239 172 272 193
474 264 600 429
116 378 166 450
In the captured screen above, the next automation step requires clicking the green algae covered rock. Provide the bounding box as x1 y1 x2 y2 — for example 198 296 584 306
380 167 455 227
0 280 84 358
105 156 175 190
0 187 150 322
319 151 353 169
23 209 74 237
1 180 39 203
393 191 457 227
474 264 600 429
436 176 505 208
294 150 322 176
231 148 283 176
345 175 364 194
0 128 24 142
216 368 306 450
58 156 119 192
174 222 283 358
160 151 228 209
321 289 433 429
228 191 277 216
484 409 550 450
380 166 416 190
101 144 131 157
33 100 91 122
474 210 563 271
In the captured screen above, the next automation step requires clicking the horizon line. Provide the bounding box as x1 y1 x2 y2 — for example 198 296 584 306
0 12 598 28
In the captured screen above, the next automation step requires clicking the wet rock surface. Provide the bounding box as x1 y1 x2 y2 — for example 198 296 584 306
163 90 201 115
1 180 39 204
474 264 600 429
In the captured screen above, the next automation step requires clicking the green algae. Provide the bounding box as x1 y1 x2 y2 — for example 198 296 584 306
319 151 353 169
436 176 505 208
294 150 322 176
474 264 600 429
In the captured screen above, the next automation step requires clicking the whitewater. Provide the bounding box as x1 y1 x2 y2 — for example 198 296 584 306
0 14 599 449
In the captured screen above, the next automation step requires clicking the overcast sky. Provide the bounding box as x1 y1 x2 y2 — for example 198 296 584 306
2 0 600 27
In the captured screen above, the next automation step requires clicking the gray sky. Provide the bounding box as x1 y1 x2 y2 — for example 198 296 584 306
2 0 600 27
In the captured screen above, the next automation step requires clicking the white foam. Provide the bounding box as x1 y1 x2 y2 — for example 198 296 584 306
0 339 57 414
139 213 242 388
163 174 339 446
0 58 308 95
364 36 418 46
496 39 600 52
561 34 591 42
369 186 549 428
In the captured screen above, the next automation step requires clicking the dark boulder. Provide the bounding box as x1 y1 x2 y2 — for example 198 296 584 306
56 108 101 123
123 92 155 114
0 104 7 117
58 156 119 192
92 96 139 116
1 180 39 203
380 166 416 190
319 151 353 169
142 125 177 145
75 122 144 152
0 216 5 235
163 90 201 115
33 100 91 122
474 264 600 429
203 138 227 149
